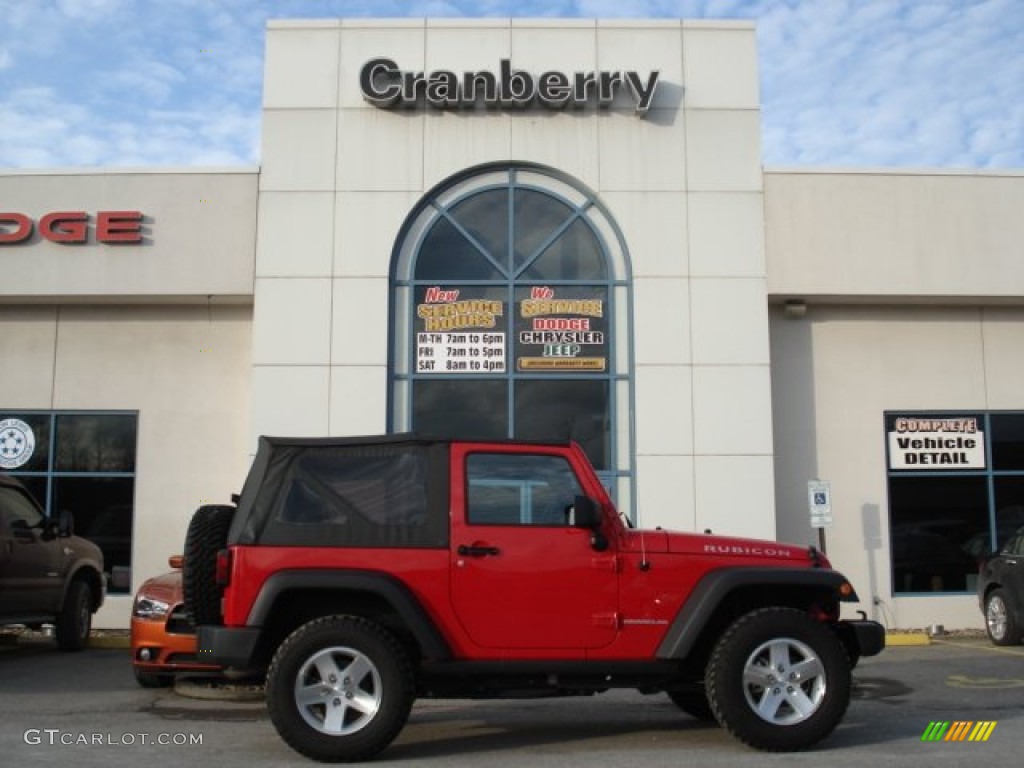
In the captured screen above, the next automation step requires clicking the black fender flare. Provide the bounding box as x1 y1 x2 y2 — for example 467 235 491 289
656 567 854 660
246 569 451 660
62 561 105 613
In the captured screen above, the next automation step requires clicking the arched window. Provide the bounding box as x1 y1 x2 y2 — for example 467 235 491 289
389 163 634 512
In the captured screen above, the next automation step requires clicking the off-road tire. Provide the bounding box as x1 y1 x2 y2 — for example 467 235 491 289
266 615 415 763
55 580 92 651
985 589 1022 646
667 689 717 722
182 504 235 626
705 607 850 751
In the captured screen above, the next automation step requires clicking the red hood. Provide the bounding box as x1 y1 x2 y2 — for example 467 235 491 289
622 529 824 567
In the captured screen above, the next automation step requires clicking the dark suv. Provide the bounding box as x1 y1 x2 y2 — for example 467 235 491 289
978 529 1024 646
0 474 105 650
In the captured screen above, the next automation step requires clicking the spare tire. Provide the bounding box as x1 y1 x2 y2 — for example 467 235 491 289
182 504 235 626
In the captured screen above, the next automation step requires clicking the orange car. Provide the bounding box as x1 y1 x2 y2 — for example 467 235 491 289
130 555 220 687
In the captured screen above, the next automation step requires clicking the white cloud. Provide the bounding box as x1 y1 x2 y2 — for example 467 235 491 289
0 0 1020 169
56 0 129 17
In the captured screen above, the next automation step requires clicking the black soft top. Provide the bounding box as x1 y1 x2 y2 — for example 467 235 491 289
229 434 451 548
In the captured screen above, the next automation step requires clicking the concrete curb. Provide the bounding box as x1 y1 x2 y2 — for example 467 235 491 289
886 632 932 646
174 676 266 702
0 631 130 649
89 634 131 649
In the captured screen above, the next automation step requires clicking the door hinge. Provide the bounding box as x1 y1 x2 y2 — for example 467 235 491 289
592 555 620 572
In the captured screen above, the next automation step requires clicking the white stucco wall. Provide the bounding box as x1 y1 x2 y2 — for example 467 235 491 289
766 169 1024 301
766 169 1024 629
0 304 253 627
0 168 258 627
0 168 258 301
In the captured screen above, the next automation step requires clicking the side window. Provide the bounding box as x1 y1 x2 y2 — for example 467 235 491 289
275 452 428 528
466 453 581 526
0 486 44 532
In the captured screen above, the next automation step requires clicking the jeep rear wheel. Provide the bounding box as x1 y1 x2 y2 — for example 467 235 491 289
706 607 850 751
182 504 235 626
266 616 415 763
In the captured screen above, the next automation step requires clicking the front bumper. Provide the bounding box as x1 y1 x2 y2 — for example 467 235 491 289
834 619 886 658
197 625 262 669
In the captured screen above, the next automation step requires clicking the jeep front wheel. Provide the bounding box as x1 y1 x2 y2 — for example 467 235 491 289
705 607 850 751
266 616 415 763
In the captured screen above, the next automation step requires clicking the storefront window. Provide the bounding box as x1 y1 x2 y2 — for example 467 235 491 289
885 411 1024 594
390 164 633 512
0 410 137 593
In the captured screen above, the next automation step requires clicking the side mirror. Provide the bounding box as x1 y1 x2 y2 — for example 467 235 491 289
38 516 59 541
569 495 601 529
57 509 74 537
569 495 609 552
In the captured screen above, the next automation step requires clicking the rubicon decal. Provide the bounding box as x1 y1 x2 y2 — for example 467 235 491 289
361 58 661 114
703 544 795 558
0 211 144 244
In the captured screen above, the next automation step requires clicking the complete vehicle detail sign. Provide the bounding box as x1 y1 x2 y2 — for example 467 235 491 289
361 58 661 114
887 415 985 470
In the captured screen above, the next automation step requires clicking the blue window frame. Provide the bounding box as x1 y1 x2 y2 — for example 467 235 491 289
389 163 635 515
885 411 1024 594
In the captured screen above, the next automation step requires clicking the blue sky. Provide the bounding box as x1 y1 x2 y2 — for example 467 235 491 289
1 0 1021 169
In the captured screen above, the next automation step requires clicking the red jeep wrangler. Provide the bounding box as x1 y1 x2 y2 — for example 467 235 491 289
185 435 883 762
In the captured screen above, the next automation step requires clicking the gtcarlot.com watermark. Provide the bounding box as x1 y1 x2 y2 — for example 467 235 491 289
24 729 203 747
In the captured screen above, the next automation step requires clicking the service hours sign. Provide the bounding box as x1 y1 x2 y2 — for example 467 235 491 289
415 286 506 374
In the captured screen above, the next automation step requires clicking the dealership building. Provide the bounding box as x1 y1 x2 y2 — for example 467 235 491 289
1 18 1022 631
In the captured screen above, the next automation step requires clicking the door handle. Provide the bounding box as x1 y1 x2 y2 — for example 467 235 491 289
457 544 500 557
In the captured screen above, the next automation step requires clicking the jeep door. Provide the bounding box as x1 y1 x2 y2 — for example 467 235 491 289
0 482 61 616
449 447 618 651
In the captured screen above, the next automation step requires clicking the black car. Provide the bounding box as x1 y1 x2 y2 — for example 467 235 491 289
0 474 106 650
978 530 1024 646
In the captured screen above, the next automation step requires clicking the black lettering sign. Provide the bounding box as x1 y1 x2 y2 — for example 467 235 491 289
360 58 661 114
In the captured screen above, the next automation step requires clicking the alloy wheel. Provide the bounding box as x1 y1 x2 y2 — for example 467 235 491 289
293 646 383 736
741 637 827 726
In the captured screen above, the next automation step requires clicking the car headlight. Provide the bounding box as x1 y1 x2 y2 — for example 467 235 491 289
132 596 171 620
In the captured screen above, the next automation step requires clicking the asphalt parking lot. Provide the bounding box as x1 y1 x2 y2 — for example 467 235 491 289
0 635 1021 768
